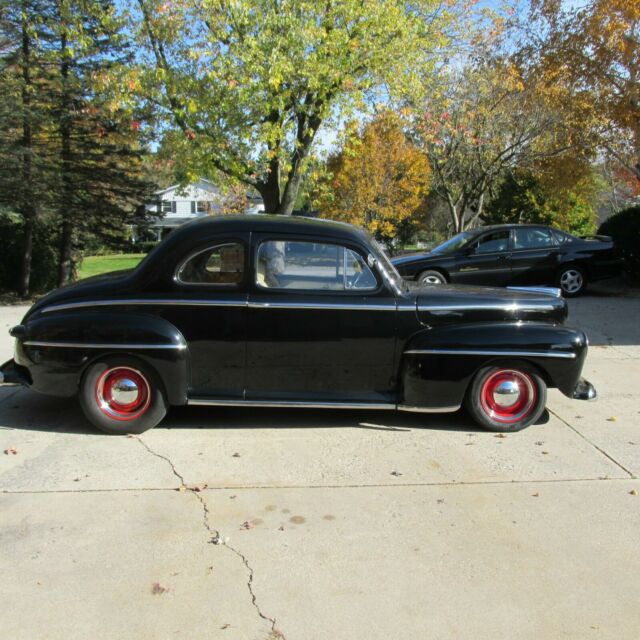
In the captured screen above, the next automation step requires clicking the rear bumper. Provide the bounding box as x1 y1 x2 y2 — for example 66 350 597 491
0 359 31 386
572 377 597 401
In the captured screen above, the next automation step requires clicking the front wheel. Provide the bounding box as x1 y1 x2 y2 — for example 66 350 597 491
417 269 447 285
79 357 168 435
465 365 547 432
557 265 587 297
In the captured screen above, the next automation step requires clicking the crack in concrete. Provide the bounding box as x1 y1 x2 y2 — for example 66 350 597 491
550 409 636 478
135 435 286 640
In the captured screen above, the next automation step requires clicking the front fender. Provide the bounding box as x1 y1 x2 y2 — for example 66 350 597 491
14 312 189 405
400 322 588 409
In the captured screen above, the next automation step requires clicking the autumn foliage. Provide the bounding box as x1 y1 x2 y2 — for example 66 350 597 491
317 112 431 247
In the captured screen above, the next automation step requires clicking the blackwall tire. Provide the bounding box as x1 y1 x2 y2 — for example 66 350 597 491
417 269 447 285
465 365 547 432
79 356 168 435
557 266 587 297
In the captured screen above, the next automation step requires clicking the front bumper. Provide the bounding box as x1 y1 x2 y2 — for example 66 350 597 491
572 377 597 401
0 359 31 386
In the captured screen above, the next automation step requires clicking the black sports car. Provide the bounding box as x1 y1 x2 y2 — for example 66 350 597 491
392 224 622 296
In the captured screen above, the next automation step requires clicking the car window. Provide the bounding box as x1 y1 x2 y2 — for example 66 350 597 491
256 240 377 291
176 242 244 285
514 228 555 249
473 230 510 254
552 230 576 244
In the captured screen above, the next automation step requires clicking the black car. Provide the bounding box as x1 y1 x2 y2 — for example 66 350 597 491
392 224 621 296
0 215 595 435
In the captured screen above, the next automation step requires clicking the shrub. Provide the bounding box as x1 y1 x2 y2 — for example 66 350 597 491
598 206 640 281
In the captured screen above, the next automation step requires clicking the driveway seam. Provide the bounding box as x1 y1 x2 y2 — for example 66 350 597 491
3 476 637 494
135 435 286 640
549 408 636 478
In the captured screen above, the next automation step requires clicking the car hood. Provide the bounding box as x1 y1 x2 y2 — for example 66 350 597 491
411 284 567 324
392 251 445 266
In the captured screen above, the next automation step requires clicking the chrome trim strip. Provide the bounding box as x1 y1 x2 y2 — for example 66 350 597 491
397 404 460 413
507 286 562 298
404 348 576 359
41 299 247 313
420 302 558 313
187 399 397 410
247 301 396 311
23 341 185 350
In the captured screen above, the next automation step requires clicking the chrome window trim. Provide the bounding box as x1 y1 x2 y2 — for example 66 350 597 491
419 302 558 313
174 241 245 287
247 301 396 311
404 348 576 360
23 341 186 350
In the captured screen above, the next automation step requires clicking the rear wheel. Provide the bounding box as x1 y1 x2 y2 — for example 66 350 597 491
417 269 447 285
79 357 167 435
557 265 587 297
465 365 547 432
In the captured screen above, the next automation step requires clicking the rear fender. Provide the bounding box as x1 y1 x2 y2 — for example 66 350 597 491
400 322 588 409
15 312 189 405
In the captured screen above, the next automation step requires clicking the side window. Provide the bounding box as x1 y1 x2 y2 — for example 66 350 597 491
514 228 555 249
552 230 575 245
256 240 377 291
176 242 244 286
473 230 510 254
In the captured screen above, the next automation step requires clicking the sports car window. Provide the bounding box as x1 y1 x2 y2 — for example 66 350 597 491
177 242 244 285
514 228 555 249
256 241 377 291
473 230 510 254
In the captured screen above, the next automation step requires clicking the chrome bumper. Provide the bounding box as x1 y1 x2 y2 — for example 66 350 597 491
572 378 597 401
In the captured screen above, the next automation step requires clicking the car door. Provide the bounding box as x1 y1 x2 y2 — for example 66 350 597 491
162 233 249 399
510 227 559 285
245 234 397 404
453 229 512 286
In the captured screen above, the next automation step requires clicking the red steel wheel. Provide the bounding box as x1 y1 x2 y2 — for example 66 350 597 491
465 365 547 432
95 367 151 421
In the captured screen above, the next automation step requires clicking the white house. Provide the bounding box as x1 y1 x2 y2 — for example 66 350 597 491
141 178 264 241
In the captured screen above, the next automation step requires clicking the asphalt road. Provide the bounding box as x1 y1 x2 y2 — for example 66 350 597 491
1 294 639 640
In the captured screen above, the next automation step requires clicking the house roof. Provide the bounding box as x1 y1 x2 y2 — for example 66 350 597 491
154 177 220 197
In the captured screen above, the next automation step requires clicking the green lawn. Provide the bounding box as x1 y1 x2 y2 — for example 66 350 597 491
78 254 146 280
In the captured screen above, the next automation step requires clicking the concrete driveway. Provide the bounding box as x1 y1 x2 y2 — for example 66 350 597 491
1 295 639 640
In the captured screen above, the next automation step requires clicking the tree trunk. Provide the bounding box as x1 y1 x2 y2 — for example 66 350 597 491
19 2 35 298
57 27 74 287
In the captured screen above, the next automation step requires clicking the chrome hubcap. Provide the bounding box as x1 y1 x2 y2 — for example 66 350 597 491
492 379 521 408
560 269 583 293
111 378 140 405
422 274 443 285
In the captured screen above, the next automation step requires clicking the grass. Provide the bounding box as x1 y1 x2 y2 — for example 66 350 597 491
77 254 146 280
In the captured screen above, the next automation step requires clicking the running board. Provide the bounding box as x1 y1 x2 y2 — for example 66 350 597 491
187 398 460 413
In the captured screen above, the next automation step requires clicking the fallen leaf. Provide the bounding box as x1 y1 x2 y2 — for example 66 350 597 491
494 434 506 438
240 520 254 530
127 434 136 439
206 566 214 575
176 486 186 492
190 483 208 492
630 490 638 496
541 451 549 455
232 452 241 458
221 623 231 629
229 495 237 499
390 471 403 477
607 416 617 422
535 441 544 446
532 492 539 497
3 447 18 455
278 525 285 531
437 498 444 504
151 582 168 595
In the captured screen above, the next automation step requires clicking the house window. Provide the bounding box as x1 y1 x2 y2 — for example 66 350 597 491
192 200 207 214
162 200 176 214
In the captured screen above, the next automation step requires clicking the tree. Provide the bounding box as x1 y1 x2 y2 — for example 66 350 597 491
415 55 582 233
530 0 640 183
317 111 431 249
126 0 450 215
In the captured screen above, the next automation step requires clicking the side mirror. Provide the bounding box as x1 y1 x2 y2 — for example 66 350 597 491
367 254 377 269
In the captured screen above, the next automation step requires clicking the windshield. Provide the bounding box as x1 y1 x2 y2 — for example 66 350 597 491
431 231 473 254
371 239 407 294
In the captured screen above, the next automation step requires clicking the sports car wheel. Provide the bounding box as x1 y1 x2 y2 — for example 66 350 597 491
79 357 167 435
557 266 586 297
465 365 547 432
418 269 447 285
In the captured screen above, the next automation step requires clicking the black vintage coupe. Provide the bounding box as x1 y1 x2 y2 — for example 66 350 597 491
0 216 596 435
392 224 621 296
